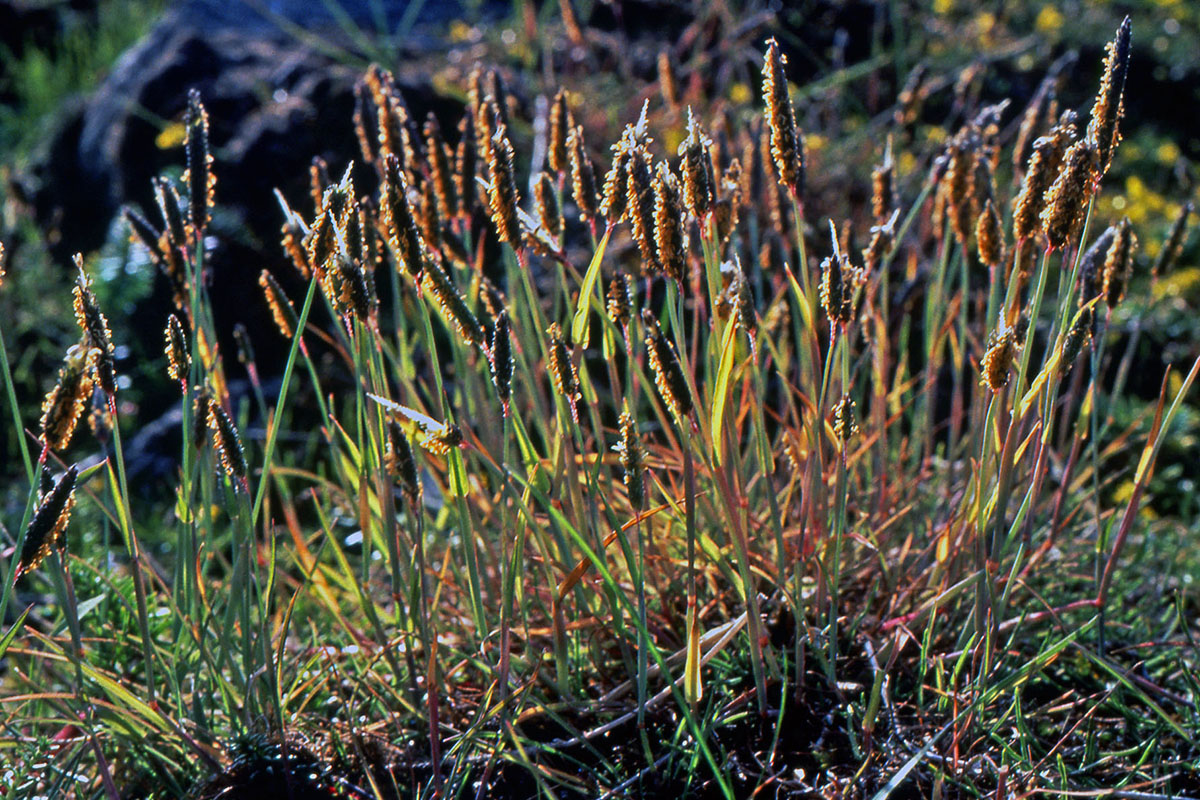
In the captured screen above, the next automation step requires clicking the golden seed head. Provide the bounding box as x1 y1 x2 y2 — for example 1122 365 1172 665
280 217 310 278
895 62 928 126
1102 217 1138 308
424 113 457 223
455 111 478 219
183 89 215 242
762 38 805 194
547 322 580 422
1013 77 1058 175
1086 17 1131 178
487 124 522 246
122 206 163 267
307 209 337 286
258 270 298 340
711 159 742 244
606 271 633 328
1152 201 1192 278
871 139 896 225
206 397 248 484
478 274 507 321
600 133 632 224
490 309 513 413
422 259 485 346
352 80 377 165
942 131 978 247
981 325 1018 391
17 466 78 579
1041 139 1098 251
679 109 716 220
653 163 687 285
310 157 331 214
534 172 562 239
819 251 857 327
1062 306 1094 365
164 314 190 383
1012 111 1076 243
548 88 571 175
0 240 5 287
418 173 442 252
832 394 858 443
1077 225 1118 303
615 409 646 512
862 213 897 274
386 420 421 506
154 177 188 253
382 153 426 279
657 49 679 108
976 198 1005 268
642 309 692 421
625 142 658 271
476 95 501 169
568 124 599 221
72 260 116 398
40 343 97 452
420 422 464 456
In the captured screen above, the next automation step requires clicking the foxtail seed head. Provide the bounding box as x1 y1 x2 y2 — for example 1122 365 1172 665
154 177 189 253
819 250 856 327
1102 217 1137 308
382 153 425 279
762 39 805 194
607 272 633 329
642 309 693 421
424 113 456 222
487 124 522 246
40 343 96 452
1152 202 1192 278
490 309 513 414
871 138 896 225
653 163 687 285
206 398 248 484
625 142 658 271
601 133 632 225
976 198 1005 268
455 111 478 219
1077 225 1118 304
165 314 190 383
72 260 116 398
1062 306 1094 366
123 206 163 268
422 260 485 347
259 270 299 339
535 172 562 240
386 420 421 506
832 395 858 443
568 125 599 222
981 326 1018 392
1012 111 1076 243
183 89 215 242
1086 17 1131 178
280 216 310 278
679 109 716 221
17 466 77 579
1041 139 1098 252
547 323 580 423
548 88 571 176
615 410 646 512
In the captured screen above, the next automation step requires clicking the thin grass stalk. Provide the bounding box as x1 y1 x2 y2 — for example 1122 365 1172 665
107 400 158 708
251 274 321 526
827 325 851 675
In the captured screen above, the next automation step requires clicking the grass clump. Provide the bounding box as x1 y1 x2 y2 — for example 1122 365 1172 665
2 7 1200 799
